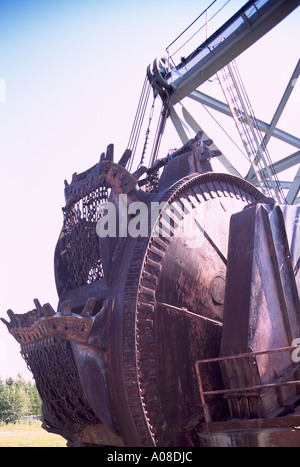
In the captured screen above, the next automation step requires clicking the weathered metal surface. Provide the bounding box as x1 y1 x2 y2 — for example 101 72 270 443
2 129 299 446
219 202 300 419
194 199 300 445
282 204 300 293
196 346 300 423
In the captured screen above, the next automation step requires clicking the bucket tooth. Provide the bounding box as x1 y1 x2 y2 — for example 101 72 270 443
118 148 132 167
33 298 43 317
106 143 114 161
6 309 17 327
0 317 11 329
81 297 97 317
61 300 72 316
42 303 55 317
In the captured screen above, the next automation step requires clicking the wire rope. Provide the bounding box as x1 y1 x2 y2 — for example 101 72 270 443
127 77 151 172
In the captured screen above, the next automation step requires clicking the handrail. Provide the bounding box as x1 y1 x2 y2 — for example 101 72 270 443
167 0 254 72
167 0 299 102
195 345 300 423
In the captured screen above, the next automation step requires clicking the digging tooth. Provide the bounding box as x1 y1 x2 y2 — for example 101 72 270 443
0 317 11 329
42 303 55 317
106 143 114 161
118 148 132 167
33 298 43 317
7 309 15 319
81 297 97 318
100 152 106 162
2 300 49 331
203 138 213 146
61 300 72 316
7 309 17 327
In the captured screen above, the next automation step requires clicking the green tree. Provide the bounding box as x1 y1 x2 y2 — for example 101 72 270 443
0 375 42 423
28 381 42 417
0 378 5 420
0 375 29 424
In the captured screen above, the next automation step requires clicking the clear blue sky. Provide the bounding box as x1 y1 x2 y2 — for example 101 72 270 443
0 0 299 381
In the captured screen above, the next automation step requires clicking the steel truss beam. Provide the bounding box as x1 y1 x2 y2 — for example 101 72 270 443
147 1 299 204
180 63 300 205
187 89 300 150
169 0 299 105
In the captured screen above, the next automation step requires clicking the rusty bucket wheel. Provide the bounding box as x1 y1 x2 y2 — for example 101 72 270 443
114 172 265 447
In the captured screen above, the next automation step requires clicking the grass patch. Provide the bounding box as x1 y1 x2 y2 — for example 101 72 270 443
0 420 67 447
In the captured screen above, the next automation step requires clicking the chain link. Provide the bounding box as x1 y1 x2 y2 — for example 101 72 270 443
63 185 108 290
22 339 99 428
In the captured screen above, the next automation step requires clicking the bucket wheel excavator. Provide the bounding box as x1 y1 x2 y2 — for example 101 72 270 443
2 0 300 447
